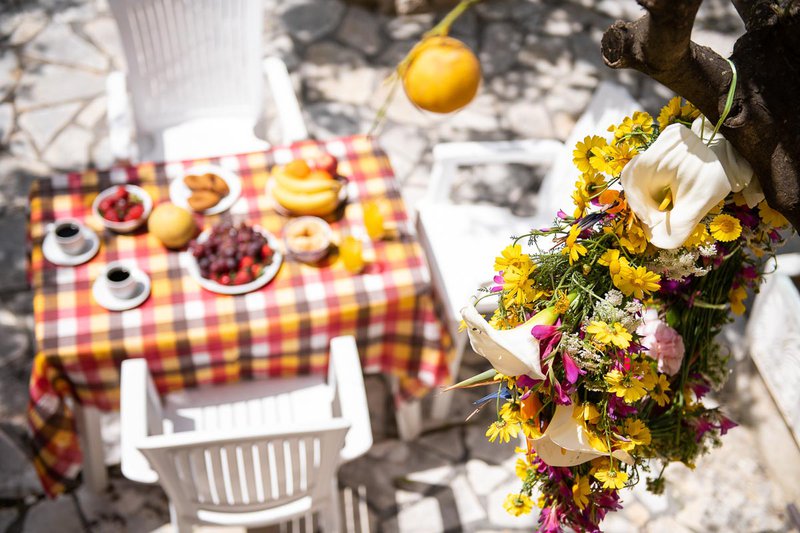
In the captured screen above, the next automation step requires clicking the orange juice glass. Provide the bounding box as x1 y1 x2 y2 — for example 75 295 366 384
340 235 365 273
363 200 385 241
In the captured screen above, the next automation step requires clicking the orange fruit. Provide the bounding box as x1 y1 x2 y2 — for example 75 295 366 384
284 159 311 178
401 36 481 114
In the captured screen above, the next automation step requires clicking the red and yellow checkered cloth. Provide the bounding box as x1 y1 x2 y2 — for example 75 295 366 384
28 135 452 496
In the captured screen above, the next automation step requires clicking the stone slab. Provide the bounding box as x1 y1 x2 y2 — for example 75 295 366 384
16 64 105 110
18 102 82 152
24 22 107 71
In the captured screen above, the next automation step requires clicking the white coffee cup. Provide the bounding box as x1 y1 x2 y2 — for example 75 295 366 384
53 219 87 256
103 262 139 300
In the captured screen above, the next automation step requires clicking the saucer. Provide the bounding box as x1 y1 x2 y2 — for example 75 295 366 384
43 226 100 266
92 266 151 311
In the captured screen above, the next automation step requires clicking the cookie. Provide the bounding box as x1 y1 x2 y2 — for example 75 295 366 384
187 190 221 211
207 173 230 197
184 173 214 191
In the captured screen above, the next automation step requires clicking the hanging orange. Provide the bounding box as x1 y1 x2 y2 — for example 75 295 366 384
401 36 481 114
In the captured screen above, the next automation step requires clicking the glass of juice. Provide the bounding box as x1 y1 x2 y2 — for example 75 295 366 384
340 234 365 273
363 200 385 241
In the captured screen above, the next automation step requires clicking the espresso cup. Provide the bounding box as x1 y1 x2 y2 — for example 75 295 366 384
53 219 87 256
103 262 138 300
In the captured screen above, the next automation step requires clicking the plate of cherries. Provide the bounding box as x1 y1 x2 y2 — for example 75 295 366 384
184 221 283 295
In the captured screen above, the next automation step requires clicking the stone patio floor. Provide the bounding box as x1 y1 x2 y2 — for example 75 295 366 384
1 0 799 531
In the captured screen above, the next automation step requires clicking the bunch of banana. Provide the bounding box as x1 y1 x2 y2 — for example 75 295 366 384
271 159 343 216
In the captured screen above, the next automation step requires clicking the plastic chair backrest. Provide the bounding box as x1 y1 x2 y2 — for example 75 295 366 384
107 0 264 134
137 420 350 517
536 82 640 222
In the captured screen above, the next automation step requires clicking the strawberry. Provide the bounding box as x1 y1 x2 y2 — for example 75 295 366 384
250 264 261 278
314 154 338 175
113 186 128 200
126 204 144 221
261 244 273 259
104 210 120 222
219 273 231 286
239 256 254 270
233 270 251 285
99 197 114 212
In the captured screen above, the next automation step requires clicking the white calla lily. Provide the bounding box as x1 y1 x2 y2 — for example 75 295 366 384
621 123 731 249
529 405 634 467
741 173 765 208
460 304 545 379
691 117 754 193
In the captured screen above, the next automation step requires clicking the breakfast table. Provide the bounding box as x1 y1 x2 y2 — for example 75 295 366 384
27 134 452 497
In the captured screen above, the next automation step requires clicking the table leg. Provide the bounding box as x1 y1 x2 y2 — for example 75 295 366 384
388 376 422 440
73 403 108 492
430 332 469 421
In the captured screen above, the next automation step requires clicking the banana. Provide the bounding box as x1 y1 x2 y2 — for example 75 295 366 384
272 183 340 216
274 170 342 195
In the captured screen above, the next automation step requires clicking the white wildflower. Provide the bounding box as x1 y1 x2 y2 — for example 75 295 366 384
699 244 717 257
649 249 710 281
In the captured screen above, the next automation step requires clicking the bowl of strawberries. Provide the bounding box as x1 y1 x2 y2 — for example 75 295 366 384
183 221 283 295
92 185 153 233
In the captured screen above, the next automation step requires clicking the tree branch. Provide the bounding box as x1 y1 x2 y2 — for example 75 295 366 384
601 0 800 230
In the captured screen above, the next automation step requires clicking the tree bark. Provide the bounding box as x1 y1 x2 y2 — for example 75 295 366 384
601 0 800 230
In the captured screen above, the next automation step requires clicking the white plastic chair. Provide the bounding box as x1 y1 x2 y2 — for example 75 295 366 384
106 0 308 163
120 336 372 532
417 82 640 419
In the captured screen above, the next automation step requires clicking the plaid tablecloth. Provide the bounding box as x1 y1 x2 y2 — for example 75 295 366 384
28 135 451 496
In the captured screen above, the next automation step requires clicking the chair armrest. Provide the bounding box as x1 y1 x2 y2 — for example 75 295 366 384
423 138 564 205
328 336 373 462
120 358 162 484
263 57 308 145
106 71 134 163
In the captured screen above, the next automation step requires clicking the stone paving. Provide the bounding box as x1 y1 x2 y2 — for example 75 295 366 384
1 0 799 531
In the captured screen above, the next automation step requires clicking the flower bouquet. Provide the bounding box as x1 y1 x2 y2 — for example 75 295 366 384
455 97 792 532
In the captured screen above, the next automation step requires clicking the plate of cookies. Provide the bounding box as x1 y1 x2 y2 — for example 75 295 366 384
169 164 242 215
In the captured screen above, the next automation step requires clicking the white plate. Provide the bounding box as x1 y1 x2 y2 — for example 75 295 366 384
92 265 151 311
182 227 283 295
170 164 242 215
266 176 348 217
42 226 100 266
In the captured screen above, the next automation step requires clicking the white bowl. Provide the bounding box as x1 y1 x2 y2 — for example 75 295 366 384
283 216 333 263
92 184 153 233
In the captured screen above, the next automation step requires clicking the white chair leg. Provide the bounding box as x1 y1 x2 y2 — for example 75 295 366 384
394 397 423 441
169 503 192 533
74 403 108 492
430 332 469 420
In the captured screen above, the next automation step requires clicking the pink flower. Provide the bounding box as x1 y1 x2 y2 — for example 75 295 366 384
638 309 685 376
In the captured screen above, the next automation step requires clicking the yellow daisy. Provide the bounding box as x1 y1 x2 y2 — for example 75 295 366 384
758 201 789 228
657 97 682 129
499 401 522 424
572 475 591 510
615 263 661 299
562 224 588 265
604 142 639 176
593 462 629 490
486 419 520 443
605 369 648 403
589 145 613 174
598 248 622 276
709 214 742 242
573 135 608 173
503 493 534 517
729 285 747 316
494 244 529 273
650 373 671 407
515 458 531 481
520 417 543 440
682 223 713 248
624 418 652 447
503 263 536 307
587 320 632 349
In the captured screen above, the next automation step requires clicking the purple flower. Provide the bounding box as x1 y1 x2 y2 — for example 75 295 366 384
607 395 638 419
516 375 541 390
551 379 573 405
532 323 562 359
538 505 561 533
491 272 505 292
691 417 715 442
719 415 738 435
562 352 585 384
